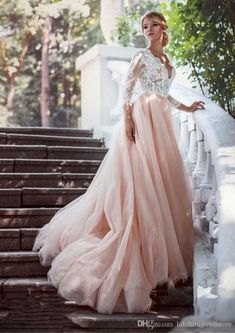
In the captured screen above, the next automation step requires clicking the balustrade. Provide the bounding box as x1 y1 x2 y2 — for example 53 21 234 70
177 110 217 240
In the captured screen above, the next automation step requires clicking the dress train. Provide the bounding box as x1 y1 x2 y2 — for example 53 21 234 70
33 93 193 314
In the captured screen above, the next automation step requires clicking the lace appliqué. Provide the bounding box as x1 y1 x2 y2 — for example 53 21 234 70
122 49 181 109
122 50 145 107
167 95 181 108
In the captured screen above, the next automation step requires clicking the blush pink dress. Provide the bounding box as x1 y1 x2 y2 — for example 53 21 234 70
32 49 193 314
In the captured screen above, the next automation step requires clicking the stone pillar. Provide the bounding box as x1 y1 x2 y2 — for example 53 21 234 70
187 116 197 171
100 0 124 45
193 127 207 187
200 148 214 203
179 113 189 155
76 44 136 140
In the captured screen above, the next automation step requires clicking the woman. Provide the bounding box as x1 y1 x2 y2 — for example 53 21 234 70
33 11 205 314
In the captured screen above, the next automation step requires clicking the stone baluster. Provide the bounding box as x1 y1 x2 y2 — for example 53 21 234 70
209 214 219 255
192 127 207 188
195 142 214 232
187 115 197 172
192 126 207 230
205 171 218 254
200 142 214 203
179 112 190 156
205 171 217 225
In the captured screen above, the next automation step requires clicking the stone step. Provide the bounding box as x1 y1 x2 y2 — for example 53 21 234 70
0 309 10 324
0 250 193 304
0 229 20 251
0 252 193 296
0 208 59 228
0 252 49 277
1 276 55 293
0 228 39 251
23 188 86 208
0 188 86 208
0 233 193 316
0 276 192 298
0 236 193 302
0 126 93 137
4 133 103 147
150 286 193 307
0 277 193 332
65 307 193 330
0 189 21 208
0 145 108 160
0 158 102 173
0 228 78 251
0 277 78 331
0 159 14 172
47 146 108 160
0 172 95 188
0 133 6 144
0 145 47 159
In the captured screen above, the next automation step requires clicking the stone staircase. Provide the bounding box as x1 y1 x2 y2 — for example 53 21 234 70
0 127 194 332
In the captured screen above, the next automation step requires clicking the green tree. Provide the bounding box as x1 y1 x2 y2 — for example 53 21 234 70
111 1 161 47
112 0 235 116
48 0 104 127
0 0 36 124
165 0 234 115
0 0 104 126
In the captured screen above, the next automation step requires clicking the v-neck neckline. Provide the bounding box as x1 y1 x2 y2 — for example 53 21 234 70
145 48 164 62
145 48 173 79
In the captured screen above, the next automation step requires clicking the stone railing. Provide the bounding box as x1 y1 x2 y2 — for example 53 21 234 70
172 82 235 322
170 82 235 322
76 45 235 323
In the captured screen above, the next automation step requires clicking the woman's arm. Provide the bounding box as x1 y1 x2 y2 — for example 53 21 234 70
167 94 205 112
176 100 205 112
123 51 145 142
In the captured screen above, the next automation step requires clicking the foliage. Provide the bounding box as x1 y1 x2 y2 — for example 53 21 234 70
111 1 161 47
0 0 104 126
48 0 104 123
165 0 234 115
112 0 235 116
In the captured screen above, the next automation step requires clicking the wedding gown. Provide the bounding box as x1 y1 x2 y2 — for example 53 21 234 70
32 48 193 314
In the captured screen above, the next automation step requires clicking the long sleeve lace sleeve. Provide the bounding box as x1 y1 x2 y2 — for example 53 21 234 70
122 51 145 108
167 94 181 108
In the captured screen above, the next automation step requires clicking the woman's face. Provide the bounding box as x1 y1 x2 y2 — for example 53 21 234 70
142 17 166 43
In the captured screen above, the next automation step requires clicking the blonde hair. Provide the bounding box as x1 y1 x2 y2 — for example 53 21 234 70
141 11 169 47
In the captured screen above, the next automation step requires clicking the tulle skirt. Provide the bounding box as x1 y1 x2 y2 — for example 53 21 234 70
32 93 193 314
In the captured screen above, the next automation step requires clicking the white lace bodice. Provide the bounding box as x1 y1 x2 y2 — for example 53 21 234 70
122 49 180 108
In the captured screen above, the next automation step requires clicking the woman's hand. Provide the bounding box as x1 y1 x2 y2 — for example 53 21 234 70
186 101 205 112
123 103 135 143
125 118 135 143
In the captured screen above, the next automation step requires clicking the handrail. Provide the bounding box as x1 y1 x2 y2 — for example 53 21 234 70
170 81 235 322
